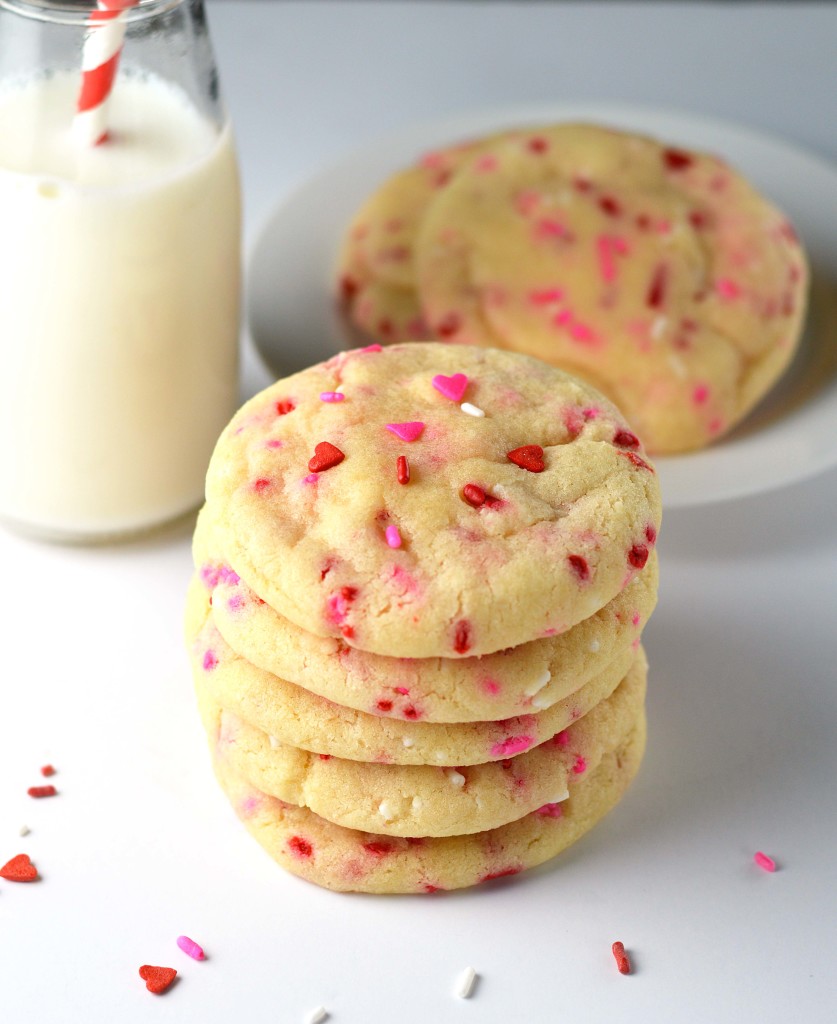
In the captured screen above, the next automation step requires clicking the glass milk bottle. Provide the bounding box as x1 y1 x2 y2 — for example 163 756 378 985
0 0 241 541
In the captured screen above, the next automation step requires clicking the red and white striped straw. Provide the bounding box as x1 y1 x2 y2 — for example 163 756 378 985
74 0 139 146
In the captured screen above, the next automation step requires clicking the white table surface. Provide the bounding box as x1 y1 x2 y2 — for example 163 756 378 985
2 3 836 1022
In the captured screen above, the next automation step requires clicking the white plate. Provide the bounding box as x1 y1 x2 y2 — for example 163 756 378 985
248 102 837 509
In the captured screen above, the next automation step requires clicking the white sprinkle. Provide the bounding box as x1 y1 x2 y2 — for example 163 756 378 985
651 315 668 340
307 1008 329 1024
446 769 466 788
402 737 414 748
532 695 554 710
460 402 485 418
455 966 478 999
549 788 570 804
667 352 688 379
268 734 280 750
411 796 423 811
378 800 396 822
524 669 552 697
19 825 30 837
589 639 601 654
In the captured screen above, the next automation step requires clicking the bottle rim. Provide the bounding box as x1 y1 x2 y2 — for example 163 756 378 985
0 0 186 25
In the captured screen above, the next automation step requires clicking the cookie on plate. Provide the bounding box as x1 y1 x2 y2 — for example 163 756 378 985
337 123 808 453
203 342 661 659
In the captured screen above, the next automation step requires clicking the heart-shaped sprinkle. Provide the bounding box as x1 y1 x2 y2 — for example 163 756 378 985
0 853 38 882
432 373 468 402
385 421 425 442
139 965 177 995
507 445 545 473
308 442 345 473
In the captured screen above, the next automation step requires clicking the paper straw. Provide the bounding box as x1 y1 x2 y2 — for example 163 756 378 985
74 0 139 146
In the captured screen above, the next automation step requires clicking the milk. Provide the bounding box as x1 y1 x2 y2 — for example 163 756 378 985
0 70 241 539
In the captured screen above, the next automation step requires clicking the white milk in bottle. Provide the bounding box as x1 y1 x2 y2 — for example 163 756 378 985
0 3 241 541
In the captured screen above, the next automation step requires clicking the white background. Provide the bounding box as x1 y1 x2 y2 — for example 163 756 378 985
2 3 836 1022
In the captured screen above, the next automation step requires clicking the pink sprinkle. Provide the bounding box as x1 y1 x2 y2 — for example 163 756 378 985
716 277 741 300
554 730 570 748
536 802 564 818
386 421 425 442
572 755 587 774
481 679 501 696
320 391 345 403
394 686 409 695
385 525 402 549
176 936 205 961
529 287 564 305
264 439 283 449
202 650 218 672
303 473 319 484
475 154 498 173
360 343 383 353
490 735 534 758
596 235 628 284
432 372 469 402
754 851 777 873
535 217 568 239
693 383 710 405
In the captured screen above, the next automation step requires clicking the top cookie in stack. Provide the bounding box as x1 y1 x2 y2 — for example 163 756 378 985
337 123 808 454
191 341 661 893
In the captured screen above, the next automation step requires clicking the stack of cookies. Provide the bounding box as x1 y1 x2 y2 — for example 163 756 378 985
186 342 662 893
337 123 808 454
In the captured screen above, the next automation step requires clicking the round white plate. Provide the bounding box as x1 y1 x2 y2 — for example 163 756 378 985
248 102 837 509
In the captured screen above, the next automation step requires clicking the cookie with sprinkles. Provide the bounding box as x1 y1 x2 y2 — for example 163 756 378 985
186 579 636 767
202 342 661 659
413 123 807 453
192 509 657 722
207 700 646 894
196 647 646 838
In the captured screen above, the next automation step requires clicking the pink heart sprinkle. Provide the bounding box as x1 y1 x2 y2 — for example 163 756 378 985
432 373 469 402
386 421 425 442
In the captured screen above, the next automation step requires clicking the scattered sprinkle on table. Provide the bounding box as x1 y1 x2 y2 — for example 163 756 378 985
455 966 478 998
27 785 57 798
754 851 777 872
176 935 205 960
611 941 631 975
19 825 30 837
0 853 38 882
306 1007 328 1024
40 764 56 777
139 965 177 995
460 402 485 418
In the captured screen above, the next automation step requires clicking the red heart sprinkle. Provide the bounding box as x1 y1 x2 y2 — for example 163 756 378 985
139 965 177 995
0 853 38 882
507 445 545 473
308 441 345 473
613 429 640 450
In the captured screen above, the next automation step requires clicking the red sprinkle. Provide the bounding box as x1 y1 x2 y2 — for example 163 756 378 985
396 455 410 484
612 941 631 974
339 275 359 302
362 841 393 857
507 445 545 473
308 441 345 473
462 483 487 508
139 965 177 995
453 620 472 655
613 429 640 449
663 148 694 171
28 785 57 798
436 312 462 338
288 836 313 858
598 195 622 218
646 263 668 308
0 853 38 882
376 700 393 713
275 399 295 416
527 136 549 154
620 451 654 473
480 866 521 883
628 544 649 569
40 765 56 777
567 554 590 582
